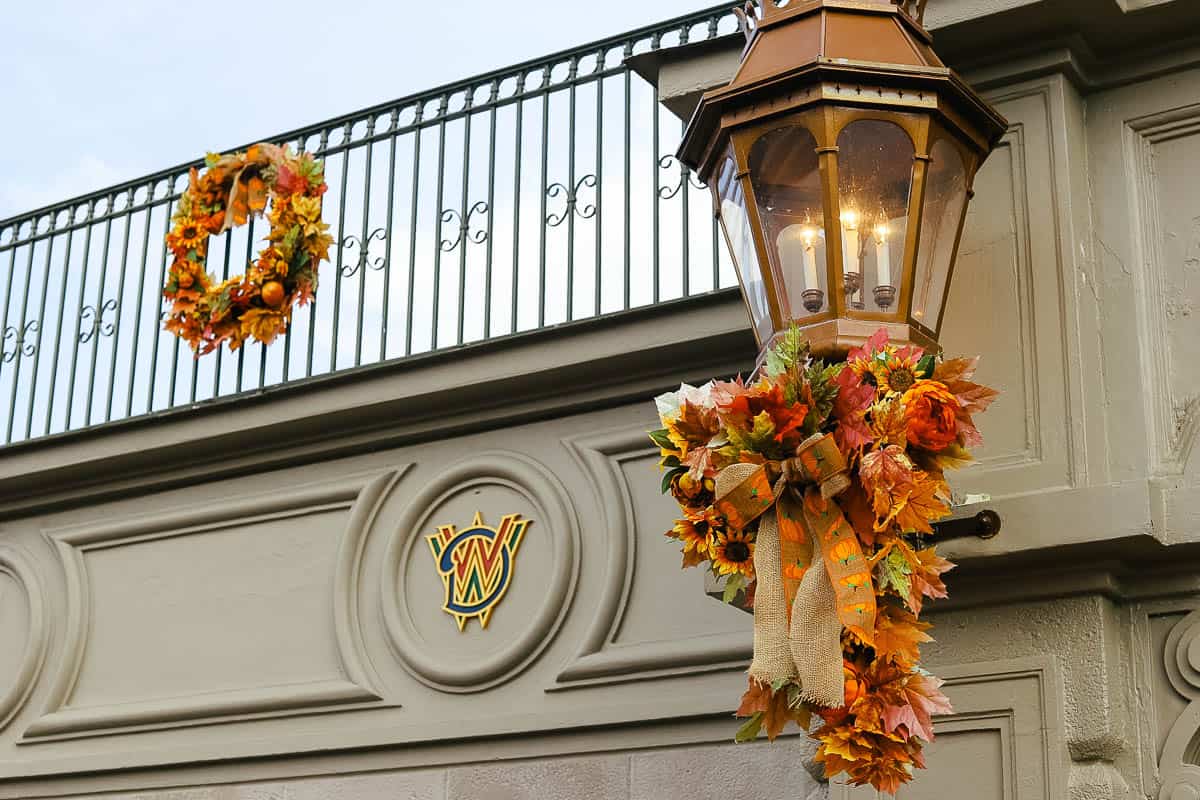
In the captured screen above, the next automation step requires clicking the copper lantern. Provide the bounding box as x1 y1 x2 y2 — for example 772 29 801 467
678 0 1008 359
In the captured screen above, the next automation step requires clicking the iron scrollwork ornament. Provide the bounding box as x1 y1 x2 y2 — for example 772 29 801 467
545 175 598 227
657 155 707 200
79 300 117 343
1 321 40 362
339 228 389 277
440 202 490 252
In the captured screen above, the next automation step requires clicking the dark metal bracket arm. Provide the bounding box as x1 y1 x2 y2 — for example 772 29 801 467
924 509 1002 544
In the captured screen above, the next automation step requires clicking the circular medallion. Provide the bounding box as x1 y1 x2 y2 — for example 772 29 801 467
0 547 47 731
382 452 578 693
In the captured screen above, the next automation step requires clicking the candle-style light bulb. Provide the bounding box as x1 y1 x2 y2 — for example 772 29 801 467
871 218 898 310
840 208 863 308
873 221 891 287
800 225 820 289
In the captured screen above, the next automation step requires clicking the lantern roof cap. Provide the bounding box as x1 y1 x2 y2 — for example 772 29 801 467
678 0 1008 174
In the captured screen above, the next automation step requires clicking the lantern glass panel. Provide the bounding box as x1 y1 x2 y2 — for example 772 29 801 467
746 125 828 318
835 120 915 312
912 137 968 331
716 156 774 344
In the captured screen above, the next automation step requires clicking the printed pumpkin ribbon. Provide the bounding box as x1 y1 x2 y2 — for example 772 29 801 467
714 433 876 707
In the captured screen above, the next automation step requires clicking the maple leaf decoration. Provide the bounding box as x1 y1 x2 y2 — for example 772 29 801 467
736 678 812 741
908 545 955 614
873 604 933 667
720 379 810 451
892 471 952 535
832 365 875 451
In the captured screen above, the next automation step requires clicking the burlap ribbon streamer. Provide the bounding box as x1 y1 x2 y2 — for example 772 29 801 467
714 433 876 708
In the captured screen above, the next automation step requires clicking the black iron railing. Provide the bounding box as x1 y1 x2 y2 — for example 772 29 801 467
0 4 743 446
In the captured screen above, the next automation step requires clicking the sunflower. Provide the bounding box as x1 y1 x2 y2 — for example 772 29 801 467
872 349 922 397
167 219 209 254
670 516 712 558
710 529 755 578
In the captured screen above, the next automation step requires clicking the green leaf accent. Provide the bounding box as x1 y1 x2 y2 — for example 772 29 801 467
876 547 913 598
916 353 936 379
734 711 765 743
661 455 682 468
765 323 810 378
803 359 842 434
648 428 675 450
726 410 777 454
723 572 747 604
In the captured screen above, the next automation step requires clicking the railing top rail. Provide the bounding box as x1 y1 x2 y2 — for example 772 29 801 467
0 2 734 236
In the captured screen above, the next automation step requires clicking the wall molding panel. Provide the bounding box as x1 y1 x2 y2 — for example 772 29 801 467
556 426 751 689
0 546 48 734
1126 103 1200 478
25 469 402 742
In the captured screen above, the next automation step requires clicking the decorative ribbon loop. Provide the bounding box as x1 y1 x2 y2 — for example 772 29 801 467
714 433 877 708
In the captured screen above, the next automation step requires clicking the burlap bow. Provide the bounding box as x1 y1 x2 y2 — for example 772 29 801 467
714 433 876 708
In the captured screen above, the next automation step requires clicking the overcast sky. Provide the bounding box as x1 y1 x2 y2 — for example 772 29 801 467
0 0 711 220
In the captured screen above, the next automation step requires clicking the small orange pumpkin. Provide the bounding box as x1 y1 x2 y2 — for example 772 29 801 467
843 661 867 708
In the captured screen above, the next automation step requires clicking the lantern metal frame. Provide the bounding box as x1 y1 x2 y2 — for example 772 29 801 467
678 0 1009 358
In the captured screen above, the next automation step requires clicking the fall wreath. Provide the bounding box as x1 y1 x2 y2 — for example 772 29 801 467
652 327 997 793
163 143 333 354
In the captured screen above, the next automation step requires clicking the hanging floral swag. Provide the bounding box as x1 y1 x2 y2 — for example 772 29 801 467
163 143 333 354
650 327 997 794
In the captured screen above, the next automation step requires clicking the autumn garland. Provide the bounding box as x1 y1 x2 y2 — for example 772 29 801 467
651 328 996 793
163 144 333 354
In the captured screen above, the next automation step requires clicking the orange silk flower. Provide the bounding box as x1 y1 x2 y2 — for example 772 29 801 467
902 381 959 451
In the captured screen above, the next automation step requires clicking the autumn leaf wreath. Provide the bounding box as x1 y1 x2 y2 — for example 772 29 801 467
651 327 996 793
163 144 333 354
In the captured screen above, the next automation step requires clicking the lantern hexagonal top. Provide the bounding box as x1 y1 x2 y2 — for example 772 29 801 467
678 0 1008 359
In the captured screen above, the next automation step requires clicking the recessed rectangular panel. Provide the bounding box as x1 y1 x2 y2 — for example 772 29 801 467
71 509 346 706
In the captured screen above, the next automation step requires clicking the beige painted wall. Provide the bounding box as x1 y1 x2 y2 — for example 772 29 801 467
2 1 1200 798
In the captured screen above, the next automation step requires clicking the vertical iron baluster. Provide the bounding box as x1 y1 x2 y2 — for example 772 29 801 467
484 80 498 340
381 109 399 362
538 64 551 328
154 189 177 410
354 117 376 367
330 122 353 372
594 51 604 317
64 202 96 429
651 33 662 305
681 131 691 298
104 198 137 421
566 56 578 322
406 109 423 356
0 234 19 439
510 75 525 335
456 91 473 345
281 143 300 384
44 209 77 436
24 216 58 440
104 194 135 423
306 128 331 378
622 43 632 311
85 201 115 426
237 216 255 392
213 224 234 398
124 184 155 419
431 97 448 350
7 230 39 442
